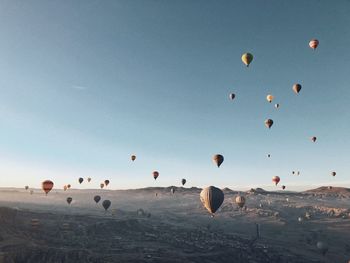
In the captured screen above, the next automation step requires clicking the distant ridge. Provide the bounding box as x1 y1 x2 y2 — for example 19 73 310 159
305 186 350 195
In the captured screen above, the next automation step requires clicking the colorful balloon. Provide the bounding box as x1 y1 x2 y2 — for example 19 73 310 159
229 93 235 100
78 177 83 184
181 178 186 186
309 39 319 50
131 155 136 161
272 176 280 186
94 195 101 203
266 94 274 103
42 180 54 195
241 53 253 67
153 171 159 180
293 84 302 94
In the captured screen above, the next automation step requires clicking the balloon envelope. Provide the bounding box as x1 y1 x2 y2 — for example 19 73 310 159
272 176 280 186
200 186 224 214
241 53 253 67
309 39 319 50
235 195 246 208
42 180 54 195
100 183 104 189
66 197 72 205
181 178 186 186
212 154 224 168
102 200 111 211
293 84 302 94
94 195 101 203
78 177 83 184
153 171 159 180
104 180 110 186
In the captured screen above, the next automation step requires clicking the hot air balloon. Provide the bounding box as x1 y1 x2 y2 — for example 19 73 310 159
265 119 273 129
272 176 280 186
266 95 274 103
229 93 235 100
42 180 54 195
87 177 91 182
171 188 175 194
293 84 302 94
316 241 328 256
267 154 271 158
153 171 159 180
309 39 319 50
212 154 224 168
282 185 286 190
94 195 101 204
66 197 72 205
200 186 224 215
131 155 136 161
104 180 110 186
25 185 29 190
63 185 67 191
67 184 71 189
100 183 104 189
235 195 246 208
311 136 317 142
331 171 336 177
241 53 253 67
102 200 111 211
181 178 186 186
292 171 295 175
274 103 279 109
78 177 83 184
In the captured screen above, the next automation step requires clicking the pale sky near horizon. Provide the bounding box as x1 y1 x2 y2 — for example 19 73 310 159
0 0 349 191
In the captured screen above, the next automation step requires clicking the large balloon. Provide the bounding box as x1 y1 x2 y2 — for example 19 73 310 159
293 84 302 94
266 95 274 103
331 171 336 177
309 39 319 50
78 177 83 184
267 154 271 158
94 195 101 203
265 119 273 129
235 195 246 208
212 154 224 168
104 180 110 186
153 171 159 180
181 178 186 186
87 177 91 182
102 200 111 211
241 53 253 67
272 176 280 186
229 93 235 100
42 180 54 195
66 197 72 205
311 136 317 142
100 183 104 189
200 186 224 215
131 155 136 161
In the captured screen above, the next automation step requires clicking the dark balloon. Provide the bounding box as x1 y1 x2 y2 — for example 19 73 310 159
311 136 317 142
200 186 224 215
181 178 186 186
42 180 54 195
102 200 111 211
212 154 224 168
94 195 101 204
104 180 110 186
153 171 159 180
265 119 273 129
229 93 235 100
331 171 336 177
66 197 72 205
282 185 286 190
78 177 84 184
293 84 302 94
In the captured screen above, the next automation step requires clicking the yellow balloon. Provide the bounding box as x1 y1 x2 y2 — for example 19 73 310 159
241 53 253 67
266 94 274 103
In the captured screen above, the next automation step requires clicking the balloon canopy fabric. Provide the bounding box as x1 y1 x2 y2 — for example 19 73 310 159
200 186 224 215
212 154 224 168
235 195 246 208
272 176 280 186
293 84 302 94
102 200 111 211
241 53 253 67
309 39 319 50
42 180 54 195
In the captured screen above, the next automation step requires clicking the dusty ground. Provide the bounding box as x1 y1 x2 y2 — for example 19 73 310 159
0 186 349 263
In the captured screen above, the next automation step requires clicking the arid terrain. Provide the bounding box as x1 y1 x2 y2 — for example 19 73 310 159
0 186 349 263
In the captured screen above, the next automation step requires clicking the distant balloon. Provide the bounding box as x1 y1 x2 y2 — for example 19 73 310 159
309 39 319 50
155 192 158 197
181 179 186 186
274 103 279 109
265 119 273 129
102 200 111 211
42 180 54 195
266 94 274 103
229 93 235 100
87 177 91 183
171 188 175 194
272 176 280 186
104 180 110 186
212 154 224 168
25 186 29 190
235 195 246 208
293 84 302 94
100 183 104 189
78 177 84 184
292 171 295 175
241 53 253 67
200 186 224 215
331 171 336 177
282 185 286 190
131 155 136 161
63 185 67 191
153 171 159 180
267 154 271 158
94 195 101 204
67 184 71 189
311 136 317 142
66 197 72 205
316 241 328 256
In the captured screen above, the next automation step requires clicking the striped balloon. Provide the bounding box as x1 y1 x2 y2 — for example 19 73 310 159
41 180 54 195
309 39 319 50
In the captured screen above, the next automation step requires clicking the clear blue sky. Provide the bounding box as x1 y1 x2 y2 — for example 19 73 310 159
0 0 349 190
